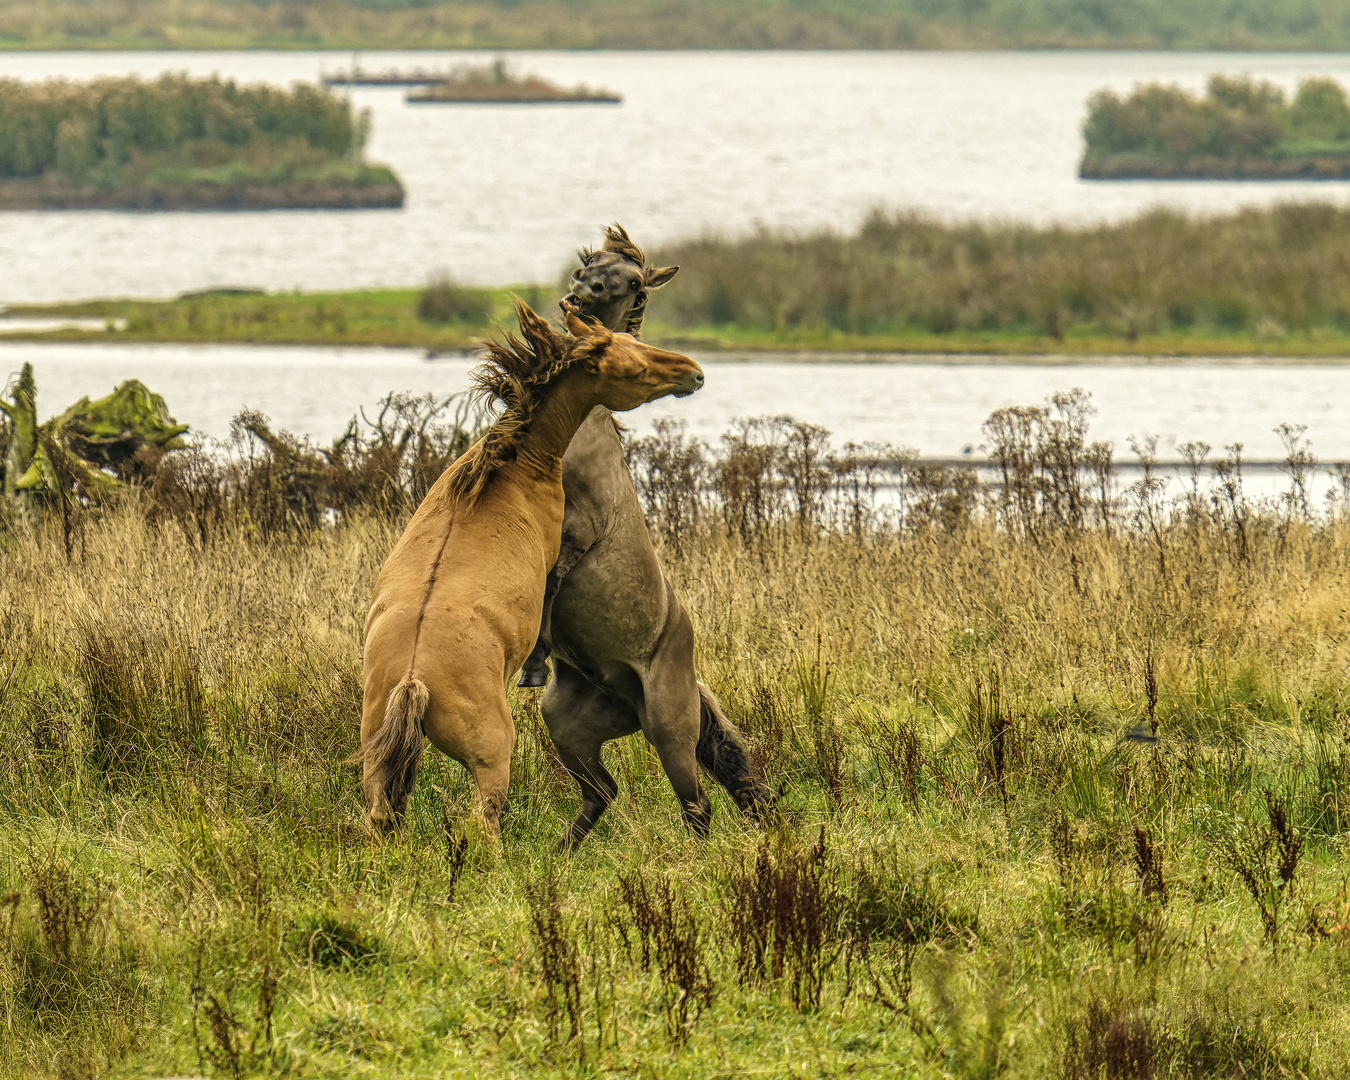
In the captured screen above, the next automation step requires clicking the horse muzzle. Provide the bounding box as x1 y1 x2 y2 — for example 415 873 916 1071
670 368 704 398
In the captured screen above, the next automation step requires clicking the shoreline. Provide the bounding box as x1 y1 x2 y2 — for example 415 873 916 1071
4 333 1350 367
0 177 405 211
1082 155 1350 180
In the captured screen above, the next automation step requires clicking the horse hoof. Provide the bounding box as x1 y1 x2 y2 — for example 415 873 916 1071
517 667 549 688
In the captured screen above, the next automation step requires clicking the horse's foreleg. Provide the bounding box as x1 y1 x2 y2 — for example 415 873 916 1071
517 536 589 688
516 567 561 687
543 661 636 850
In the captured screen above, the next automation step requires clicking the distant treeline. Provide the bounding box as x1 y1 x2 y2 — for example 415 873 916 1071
649 203 1350 341
0 75 401 208
1083 76 1350 179
7 0 1350 50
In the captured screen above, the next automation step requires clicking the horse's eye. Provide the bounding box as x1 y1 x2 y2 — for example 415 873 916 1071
630 280 640 291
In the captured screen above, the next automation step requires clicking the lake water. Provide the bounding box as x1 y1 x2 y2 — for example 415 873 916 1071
5 50 1350 302
8 344 1348 494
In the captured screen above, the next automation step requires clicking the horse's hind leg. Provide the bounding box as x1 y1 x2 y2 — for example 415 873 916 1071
425 696 515 839
640 642 712 838
643 692 711 838
543 661 636 850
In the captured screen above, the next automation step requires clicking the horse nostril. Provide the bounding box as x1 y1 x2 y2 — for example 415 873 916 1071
693 372 704 386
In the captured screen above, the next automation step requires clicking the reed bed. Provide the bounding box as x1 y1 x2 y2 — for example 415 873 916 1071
3 396 1350 1077
650 201 1350 343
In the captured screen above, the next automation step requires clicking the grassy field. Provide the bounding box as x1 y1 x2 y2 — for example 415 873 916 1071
21 283 1350 357
4 0 1350 51
21 203 1350 358
4 394 1350 1076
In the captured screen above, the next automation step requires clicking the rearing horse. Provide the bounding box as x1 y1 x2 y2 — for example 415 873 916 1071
520 225 776 849
359 300 703 837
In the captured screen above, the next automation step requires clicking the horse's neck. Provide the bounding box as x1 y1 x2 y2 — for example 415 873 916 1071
557 300 653 519
514 373 597 481
562 406 651 531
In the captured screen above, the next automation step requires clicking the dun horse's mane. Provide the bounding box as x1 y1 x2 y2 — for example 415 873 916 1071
445 300 606 506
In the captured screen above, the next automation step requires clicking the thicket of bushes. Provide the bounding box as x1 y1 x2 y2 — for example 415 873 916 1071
0 74 392 189
1084 75 1350 164
650 202 1350 339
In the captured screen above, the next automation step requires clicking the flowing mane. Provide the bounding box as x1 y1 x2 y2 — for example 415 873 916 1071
445 299 607 506
578 223 651 337
577 222 646 270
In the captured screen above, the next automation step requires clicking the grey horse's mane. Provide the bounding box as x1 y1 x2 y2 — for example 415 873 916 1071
576 223 651 338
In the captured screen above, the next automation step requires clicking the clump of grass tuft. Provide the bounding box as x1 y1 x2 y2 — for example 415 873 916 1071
287 909 384 971
1221 789 1304 949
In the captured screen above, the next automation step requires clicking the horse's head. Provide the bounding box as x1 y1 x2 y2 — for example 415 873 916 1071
563 224 678 334
564 310 702 411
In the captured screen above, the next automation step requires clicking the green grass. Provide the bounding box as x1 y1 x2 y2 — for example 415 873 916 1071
5 476 1350 1075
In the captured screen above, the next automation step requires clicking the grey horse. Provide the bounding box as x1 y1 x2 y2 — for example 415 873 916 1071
520 225 775 849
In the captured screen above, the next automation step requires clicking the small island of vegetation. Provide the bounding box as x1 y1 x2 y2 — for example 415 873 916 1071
1082 74 1350 180
405 58 620 105
0 74 404 210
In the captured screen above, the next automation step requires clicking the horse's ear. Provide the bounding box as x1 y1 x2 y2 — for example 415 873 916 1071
565 310 611 343
646 264 679 289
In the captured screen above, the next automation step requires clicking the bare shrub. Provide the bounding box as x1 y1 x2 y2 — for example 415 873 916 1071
626 418 707 548
723 827 839 1011
613 869 715 1044
1220 789 1303 948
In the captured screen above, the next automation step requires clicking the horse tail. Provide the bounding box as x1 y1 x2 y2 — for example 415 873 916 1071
695 681 776 821
361 676 430 829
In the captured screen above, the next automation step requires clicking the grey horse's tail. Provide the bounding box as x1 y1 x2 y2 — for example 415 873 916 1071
360 676 429 830
695 682 776 821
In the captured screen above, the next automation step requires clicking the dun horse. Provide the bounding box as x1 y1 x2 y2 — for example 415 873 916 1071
520 225 776 849
359 301 704 836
